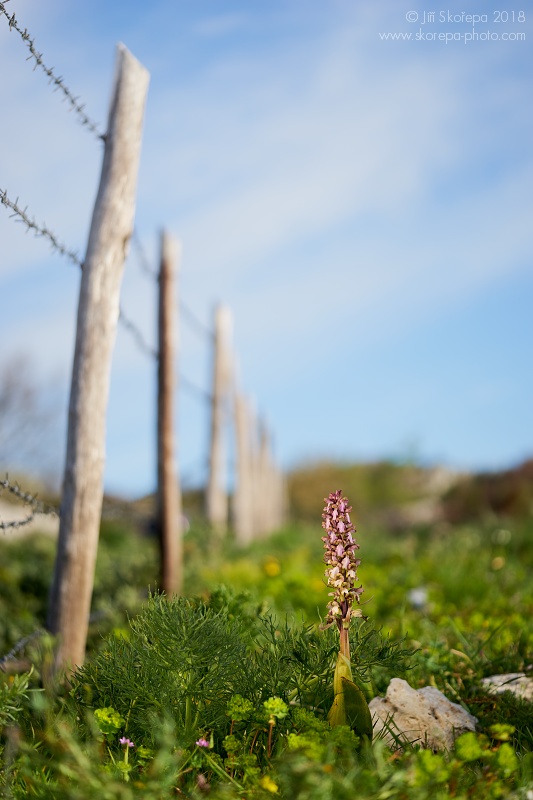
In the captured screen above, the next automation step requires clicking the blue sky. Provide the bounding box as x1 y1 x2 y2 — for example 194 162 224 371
1 0 532 497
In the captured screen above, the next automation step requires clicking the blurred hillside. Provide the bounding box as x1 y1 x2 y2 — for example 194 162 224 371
441 458 533 523
3 458 532 541
286 458 533 530
126 458 533 535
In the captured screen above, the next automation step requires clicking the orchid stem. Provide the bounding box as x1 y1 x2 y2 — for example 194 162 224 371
340 625 350 661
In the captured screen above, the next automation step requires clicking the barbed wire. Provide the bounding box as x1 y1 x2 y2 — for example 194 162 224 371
0 512 35 531
116 303 212 400
0 628 46 670
0 187 162 362
2 189 212 399
181 301 214 342
0 1 103 140
131 231 214 342
118 305 157 359
0 476 59 516
117 306 212 398
0 3 239 472
131 229 158 280
0 187 82 267
181 374 212 403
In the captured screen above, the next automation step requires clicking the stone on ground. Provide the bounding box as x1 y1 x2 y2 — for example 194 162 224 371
482 673 533 702
369 677 477 750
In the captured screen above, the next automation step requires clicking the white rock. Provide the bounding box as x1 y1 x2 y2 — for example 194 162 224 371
407 587 428 610
369 678 477 751
482 673 533 702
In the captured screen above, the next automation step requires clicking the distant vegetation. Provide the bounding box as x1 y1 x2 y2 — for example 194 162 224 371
288 460 447 524
289 457 533 527
441 458 533 522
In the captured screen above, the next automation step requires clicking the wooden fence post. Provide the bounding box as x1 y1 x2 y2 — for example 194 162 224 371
47 44 149 671
278 470 288 529
157 231 183 596
247 399 260 540
254 421 285 537
270 460 286 533
266 433 285 532
206 305 232 535
256 421 273 537
233 390 254 545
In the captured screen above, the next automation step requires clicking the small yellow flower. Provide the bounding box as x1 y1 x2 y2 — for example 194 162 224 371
260 775 279 793
263 557 281 577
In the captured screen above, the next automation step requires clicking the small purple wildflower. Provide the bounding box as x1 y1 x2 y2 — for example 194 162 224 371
119 737 134 747
321 490 363 632
195 738 210 748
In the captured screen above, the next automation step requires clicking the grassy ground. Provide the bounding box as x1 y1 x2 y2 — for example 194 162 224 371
1 467 532 797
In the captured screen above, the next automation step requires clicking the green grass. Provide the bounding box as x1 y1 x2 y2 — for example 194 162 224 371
1 485 532 798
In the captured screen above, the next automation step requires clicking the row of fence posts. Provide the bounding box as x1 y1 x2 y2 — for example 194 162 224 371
40 44 285 672
160 254 287 597
207 307 287 545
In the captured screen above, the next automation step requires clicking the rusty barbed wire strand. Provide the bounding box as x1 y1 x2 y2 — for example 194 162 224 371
131 231 214 341
115 306 212 398
0 476 59 517
0 512 35 531
117 304 212 399
129 233 214 394
131 229 158 280
118 304 158 359
120 312 156 358
0 4 221 428
0 187 82 267
0 628 46 669
0 187 162 361
120 301 212 398
181 300 214 342
0 0 104 140
1 192 211 398
181 374 212 403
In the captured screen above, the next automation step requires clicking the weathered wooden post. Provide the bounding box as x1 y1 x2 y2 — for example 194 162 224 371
255 422 285 536
157 231 183 596
256 420 272 537
271 463 286 532
48 44 149 671
279 470 288 528
233 390 255 545
266 433 285 532
206 305 232 535
247 399 261 540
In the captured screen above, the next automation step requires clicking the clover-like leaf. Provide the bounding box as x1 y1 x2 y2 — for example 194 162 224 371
93 706 125 736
